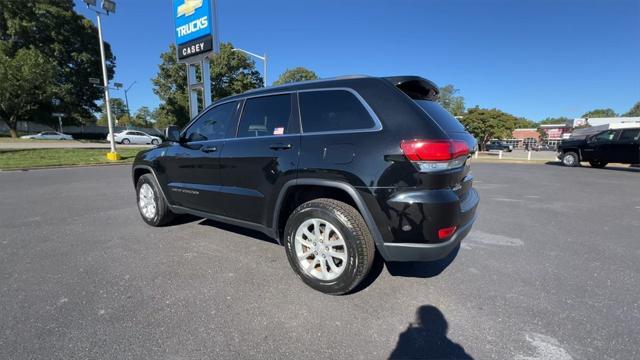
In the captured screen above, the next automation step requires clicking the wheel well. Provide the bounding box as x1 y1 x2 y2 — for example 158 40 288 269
276 185 359 240
133 167 151 185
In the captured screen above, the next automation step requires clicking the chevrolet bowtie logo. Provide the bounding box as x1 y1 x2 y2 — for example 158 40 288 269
177 0 203 17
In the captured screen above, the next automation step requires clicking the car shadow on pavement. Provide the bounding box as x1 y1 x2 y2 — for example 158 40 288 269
385 246 460 278
545 161 640 173
197 218 280 245
389 305 473 359
169 214 204 226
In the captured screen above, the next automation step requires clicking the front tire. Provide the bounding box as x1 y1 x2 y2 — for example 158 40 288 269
284 198 375 295
136 174 174 226
151 139 159 145
121 138 130 145
561 151 579 167
589 160 608 168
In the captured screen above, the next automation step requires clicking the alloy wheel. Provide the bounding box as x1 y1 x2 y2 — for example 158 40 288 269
294 218 348 281
138 183 156 219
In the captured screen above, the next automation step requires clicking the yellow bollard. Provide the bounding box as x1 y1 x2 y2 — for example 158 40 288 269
106 152 121 161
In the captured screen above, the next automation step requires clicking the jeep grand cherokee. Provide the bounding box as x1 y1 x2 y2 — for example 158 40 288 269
132 75 479 295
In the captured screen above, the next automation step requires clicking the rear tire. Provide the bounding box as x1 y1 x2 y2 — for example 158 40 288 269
151 139 159 145
284 198 375 295
121 138 130 145
561 152 579 167
136 174 174 226
589 160 608 168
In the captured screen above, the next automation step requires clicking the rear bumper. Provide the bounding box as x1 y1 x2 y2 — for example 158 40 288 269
380 212 477 262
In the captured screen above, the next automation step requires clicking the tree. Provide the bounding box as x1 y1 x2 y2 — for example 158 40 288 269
0 0 116 124
623 101 640 117
581 108 617 118
152 42 263 128
134 106 153 127
97 98 127 126
273 67 318 85
459 107 522 150
514 117 537 128
437 85 465 116
539 117 571 125
0 47 56 137
152 106 177 130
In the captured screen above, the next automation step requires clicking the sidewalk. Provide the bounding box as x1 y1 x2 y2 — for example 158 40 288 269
0 139 152 150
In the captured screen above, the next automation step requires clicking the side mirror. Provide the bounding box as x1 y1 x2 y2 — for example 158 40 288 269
165 125 180 142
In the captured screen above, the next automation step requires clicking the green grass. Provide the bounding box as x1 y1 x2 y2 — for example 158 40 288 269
0 148 142 170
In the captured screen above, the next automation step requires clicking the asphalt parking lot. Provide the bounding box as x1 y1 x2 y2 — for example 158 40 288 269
1 163 638 359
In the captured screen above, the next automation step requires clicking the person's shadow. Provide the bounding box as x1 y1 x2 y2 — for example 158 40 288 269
389 305 473 359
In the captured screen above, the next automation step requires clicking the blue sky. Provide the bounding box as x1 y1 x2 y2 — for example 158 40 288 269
74 0 640 121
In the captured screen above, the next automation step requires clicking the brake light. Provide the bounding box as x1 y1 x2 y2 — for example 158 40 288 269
438 226 457 240
400 139 470 172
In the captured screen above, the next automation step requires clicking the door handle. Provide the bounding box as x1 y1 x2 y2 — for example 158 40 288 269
269 143 292 150
201 146 217 153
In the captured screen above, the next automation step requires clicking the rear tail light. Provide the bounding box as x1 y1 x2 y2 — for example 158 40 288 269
400 139 470 172
438 226 457 240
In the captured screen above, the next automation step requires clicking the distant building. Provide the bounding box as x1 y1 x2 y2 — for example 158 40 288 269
574 117 640 128
507 128 539 149
566 117 640 139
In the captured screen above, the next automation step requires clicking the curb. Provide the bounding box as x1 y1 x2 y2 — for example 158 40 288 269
0 161 133 172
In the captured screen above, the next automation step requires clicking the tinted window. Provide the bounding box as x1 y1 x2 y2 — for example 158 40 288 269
415 100 466 133
299 90 375 133
184 101 237 142
594 130 616 142
237 94 293 138
619 129 640 141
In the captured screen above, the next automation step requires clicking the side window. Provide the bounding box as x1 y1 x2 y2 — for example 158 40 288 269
184 101 237 142
237 94 293 138
619 129 640 141
594 130 616 142
299 90 375 133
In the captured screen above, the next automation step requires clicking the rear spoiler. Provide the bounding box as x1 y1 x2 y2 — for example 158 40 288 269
384 76 439 101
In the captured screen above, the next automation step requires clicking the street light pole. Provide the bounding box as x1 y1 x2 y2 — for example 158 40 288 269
233 48 268 87
96 13 117 157
264 53 267 88
85 0 119 160
123 81 136 121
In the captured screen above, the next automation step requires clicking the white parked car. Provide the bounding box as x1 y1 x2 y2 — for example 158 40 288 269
107 130 162 145
20 131 73 140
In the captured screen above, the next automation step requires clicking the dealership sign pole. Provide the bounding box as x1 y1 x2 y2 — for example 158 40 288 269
173 0 219 119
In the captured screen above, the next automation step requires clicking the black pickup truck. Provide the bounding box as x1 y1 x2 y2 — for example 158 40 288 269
558 128 640 167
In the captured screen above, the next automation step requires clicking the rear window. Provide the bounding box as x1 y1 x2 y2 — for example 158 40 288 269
415 100 466 133
299 90 375 133
619 129 640 141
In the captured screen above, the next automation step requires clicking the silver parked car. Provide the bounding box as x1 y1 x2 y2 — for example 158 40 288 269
107 130 162 145
20 131 73 140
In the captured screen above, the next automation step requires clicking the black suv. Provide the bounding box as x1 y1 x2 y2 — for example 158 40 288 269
132 76 479 294
558 128 640 167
